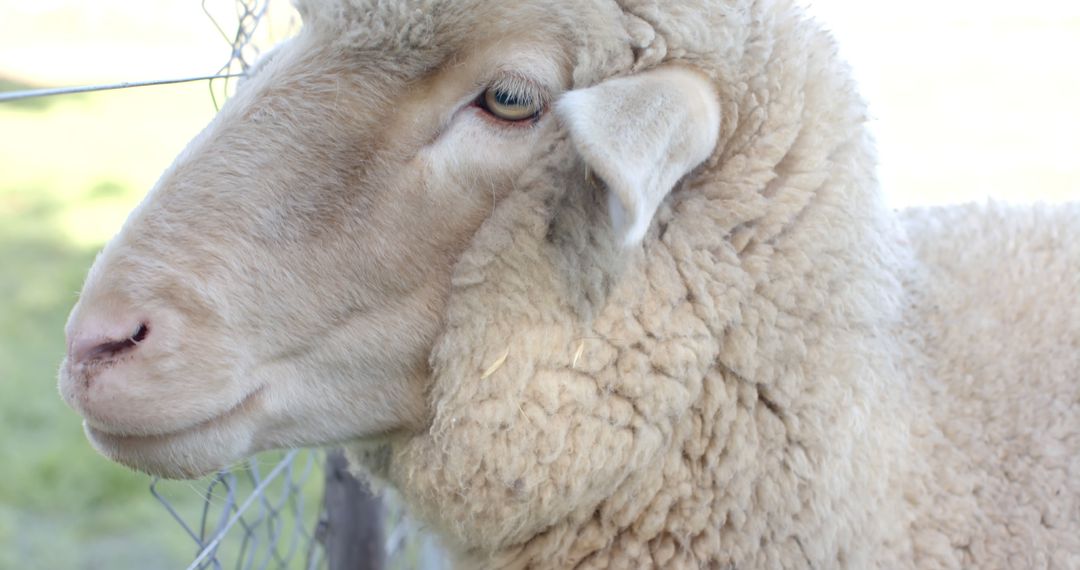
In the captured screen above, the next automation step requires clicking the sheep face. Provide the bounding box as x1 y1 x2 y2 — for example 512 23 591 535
58 0 722 485
58 4 580 478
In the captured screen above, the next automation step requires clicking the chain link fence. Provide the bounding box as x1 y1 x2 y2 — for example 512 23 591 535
150 451 324 570
149 449 448 570
201 0 274 107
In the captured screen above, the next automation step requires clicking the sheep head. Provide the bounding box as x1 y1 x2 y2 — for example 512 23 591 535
58 0 724 492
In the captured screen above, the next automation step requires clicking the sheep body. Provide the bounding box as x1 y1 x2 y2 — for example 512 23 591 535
56 0 1079 566
339 1 1080 568
901 202 1080 569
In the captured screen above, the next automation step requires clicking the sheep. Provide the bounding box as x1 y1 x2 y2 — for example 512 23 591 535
57 0 1079 568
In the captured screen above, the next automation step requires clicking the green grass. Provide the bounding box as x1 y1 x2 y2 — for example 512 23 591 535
0 74 344 570
0 80 329 569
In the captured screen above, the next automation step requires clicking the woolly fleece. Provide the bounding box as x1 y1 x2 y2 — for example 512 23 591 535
296 0 1080 568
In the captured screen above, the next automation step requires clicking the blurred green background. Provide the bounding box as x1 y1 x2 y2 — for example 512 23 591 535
0 0 1076 568
1 2 304 567
0 79 222 568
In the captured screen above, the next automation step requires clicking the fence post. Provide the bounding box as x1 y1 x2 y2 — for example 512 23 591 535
323 449 385 570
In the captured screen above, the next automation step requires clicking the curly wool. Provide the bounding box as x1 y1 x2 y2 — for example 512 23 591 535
339 0 1080 568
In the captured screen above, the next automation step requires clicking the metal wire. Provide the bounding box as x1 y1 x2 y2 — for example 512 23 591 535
151 450 326 570
0 0 273 105
0 74 246 103
151 451 449 570
203 0 273 108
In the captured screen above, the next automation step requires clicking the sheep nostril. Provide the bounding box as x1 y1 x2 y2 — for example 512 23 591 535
69 322 150 366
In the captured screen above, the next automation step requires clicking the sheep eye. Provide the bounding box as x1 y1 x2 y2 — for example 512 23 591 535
481 87 542 122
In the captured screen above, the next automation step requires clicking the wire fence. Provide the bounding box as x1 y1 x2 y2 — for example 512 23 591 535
149 450 448 570
2 1 449 568
0 0 280 104
202 0 272 108
150 451 324 570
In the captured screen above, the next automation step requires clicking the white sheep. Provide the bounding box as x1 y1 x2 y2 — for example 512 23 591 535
58 0 1079 568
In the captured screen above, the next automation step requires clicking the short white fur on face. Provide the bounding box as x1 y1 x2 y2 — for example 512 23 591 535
57 13 576 478
60 0 722 479
556 67 721 246
59 41 725 479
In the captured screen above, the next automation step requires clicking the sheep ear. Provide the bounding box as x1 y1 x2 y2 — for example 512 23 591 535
555 67 721 246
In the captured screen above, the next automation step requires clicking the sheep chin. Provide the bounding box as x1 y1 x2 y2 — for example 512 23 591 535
82 396 260 480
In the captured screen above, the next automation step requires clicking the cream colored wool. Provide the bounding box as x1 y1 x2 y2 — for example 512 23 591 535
345 2 1080 568
899 203 1080 569
57 0 1079 567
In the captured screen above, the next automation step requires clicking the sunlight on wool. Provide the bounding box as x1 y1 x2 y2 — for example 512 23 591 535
800 0 1080 207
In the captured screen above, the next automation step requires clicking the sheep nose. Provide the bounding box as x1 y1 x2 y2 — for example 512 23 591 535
68 320 150 366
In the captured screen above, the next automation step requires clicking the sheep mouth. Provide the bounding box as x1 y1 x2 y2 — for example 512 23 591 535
85 385 266 444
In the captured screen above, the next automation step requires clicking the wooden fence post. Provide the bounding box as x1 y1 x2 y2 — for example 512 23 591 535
322 449 385 570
